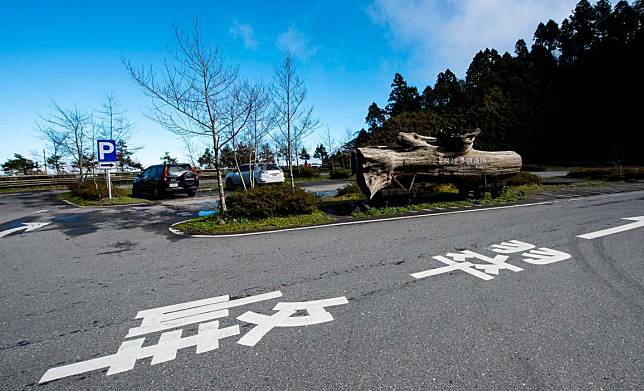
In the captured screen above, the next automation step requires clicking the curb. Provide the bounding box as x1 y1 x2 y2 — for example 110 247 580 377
59 198 152 209
168 189 644 239
169 201 554 238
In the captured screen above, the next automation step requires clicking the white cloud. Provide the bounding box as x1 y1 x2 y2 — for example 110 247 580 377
368 0 578 81
276 26 319 61
230 20 258 49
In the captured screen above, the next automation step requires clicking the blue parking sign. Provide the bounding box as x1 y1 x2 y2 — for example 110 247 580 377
97 140 117 162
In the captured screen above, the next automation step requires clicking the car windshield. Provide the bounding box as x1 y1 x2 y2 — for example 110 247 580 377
260 164 280 171
168 165 192 176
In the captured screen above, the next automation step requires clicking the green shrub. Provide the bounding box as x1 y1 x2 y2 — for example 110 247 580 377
293 167 320 178
68 181 125 200
329 168 352 179
337 183 362 197
507 172 542 186
228 184 318 219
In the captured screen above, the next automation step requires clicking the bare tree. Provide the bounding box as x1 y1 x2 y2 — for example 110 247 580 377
97 92 134 141
321 125 337 174
271 53 319 189
340 128 356 169
96 93 141 173
225 82 258 190
39 102 91 183
37 123 68 174
244 83 274 188
182 135 200 168
124 21 252 212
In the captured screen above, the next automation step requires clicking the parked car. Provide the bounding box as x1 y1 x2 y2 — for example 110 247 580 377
225 163 285 189
132 163 199 198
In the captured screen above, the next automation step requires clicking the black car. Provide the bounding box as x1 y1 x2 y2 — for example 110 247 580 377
132 163 199 198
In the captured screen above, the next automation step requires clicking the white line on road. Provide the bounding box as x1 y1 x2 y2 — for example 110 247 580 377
170 189 644 239
0 222 50 238
577 216 644 239
179 201 553 238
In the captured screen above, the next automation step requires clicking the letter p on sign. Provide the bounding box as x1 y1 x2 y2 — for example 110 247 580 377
97 140 117 162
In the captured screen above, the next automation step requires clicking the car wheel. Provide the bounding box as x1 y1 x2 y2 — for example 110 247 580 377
152 187 160 200
225 177 234 191
186 190 196 197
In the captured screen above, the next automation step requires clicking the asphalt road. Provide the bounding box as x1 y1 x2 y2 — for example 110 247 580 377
1 186 643 390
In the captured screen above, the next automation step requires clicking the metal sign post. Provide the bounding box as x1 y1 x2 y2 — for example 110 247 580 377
106 170 112 199
97 140 117 199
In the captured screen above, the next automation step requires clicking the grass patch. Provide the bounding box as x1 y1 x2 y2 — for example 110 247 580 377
56 192 151 206
175 210 334 234
351 184 541 218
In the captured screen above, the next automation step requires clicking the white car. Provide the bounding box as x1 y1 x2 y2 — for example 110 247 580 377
225 163 285 189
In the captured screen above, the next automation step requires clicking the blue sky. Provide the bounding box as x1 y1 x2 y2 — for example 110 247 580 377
0 0 578 167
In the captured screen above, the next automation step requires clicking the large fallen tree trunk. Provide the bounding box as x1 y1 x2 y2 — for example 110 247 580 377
354 130 522 199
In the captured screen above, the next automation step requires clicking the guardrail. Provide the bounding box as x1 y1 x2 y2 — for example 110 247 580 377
0 170 226 189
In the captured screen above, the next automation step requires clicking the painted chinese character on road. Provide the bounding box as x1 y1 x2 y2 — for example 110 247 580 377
39 291 348 384
411 239 571 281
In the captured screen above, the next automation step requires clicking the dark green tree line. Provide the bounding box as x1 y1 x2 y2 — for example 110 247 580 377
357 0 644 165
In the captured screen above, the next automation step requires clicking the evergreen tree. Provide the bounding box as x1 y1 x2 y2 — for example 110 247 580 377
160 152 178 165
365 102 387 130
534 20 561 54
116 140 142 171
258 143 275 163
357 0 644 165
385 73 421 116
354 128 370 147
197 148 215 169
2 154 39 175
298 147 310 165
313 144 328 162
432 69 463 108
46 154 65 174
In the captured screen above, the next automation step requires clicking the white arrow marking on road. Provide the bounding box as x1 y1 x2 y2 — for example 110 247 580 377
0 222 50 238
577 216 644 240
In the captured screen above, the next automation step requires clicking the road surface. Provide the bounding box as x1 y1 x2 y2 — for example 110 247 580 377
1 185 643 390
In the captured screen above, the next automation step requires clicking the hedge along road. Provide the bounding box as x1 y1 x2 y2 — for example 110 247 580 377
0 188 643 390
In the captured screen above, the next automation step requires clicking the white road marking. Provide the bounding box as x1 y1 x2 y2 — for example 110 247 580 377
176 201 552 238
237 297 349 347
412 241 572 282
521 248 571 264
39 320 239 384
0 222 50 238
577 216 644 239
490 240 535 254
127 291 283 338
40 291 347 383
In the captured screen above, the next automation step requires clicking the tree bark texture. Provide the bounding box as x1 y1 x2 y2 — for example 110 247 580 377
354 131 522 199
